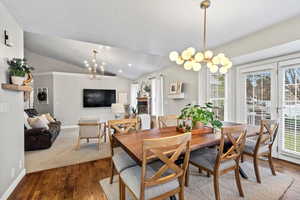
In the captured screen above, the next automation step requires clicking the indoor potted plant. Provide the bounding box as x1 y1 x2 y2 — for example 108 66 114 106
178 103 223 130
7 58 34 85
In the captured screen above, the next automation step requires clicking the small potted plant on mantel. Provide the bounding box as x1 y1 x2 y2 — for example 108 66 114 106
177 103 223 133
7 58 34 86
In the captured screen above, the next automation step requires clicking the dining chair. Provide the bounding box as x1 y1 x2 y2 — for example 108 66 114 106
158 114 178 128
119 132 191 200
108 118 139 184
77 118 105 151
189 125 247 200
241 119 279 183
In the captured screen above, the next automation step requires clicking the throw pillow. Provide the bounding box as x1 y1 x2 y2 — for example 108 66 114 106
28 118 49 130
44 113 55 123
24 112 31 129
38 115 50 125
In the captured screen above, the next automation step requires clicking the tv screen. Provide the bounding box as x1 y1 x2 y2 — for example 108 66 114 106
83 89 116 107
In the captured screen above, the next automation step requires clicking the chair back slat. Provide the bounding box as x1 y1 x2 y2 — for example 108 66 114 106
141 133 191 189
158 115 178 128
216 125 247 167
108 118 139 155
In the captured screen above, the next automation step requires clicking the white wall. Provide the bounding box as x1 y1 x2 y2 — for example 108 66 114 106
0 2 25 199
33 72 131 125
53 73 131 125
137 65 199 115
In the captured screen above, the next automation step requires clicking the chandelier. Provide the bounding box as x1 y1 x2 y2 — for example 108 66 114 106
84 49 106 79
169 0 232 74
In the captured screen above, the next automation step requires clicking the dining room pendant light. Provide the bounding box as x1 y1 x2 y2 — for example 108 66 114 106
169 0 232 74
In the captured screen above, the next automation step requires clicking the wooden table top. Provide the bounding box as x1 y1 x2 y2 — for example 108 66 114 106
113 122 259 165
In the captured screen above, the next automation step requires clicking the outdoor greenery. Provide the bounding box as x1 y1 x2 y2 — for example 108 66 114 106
178 103 223 129
7 58 34 77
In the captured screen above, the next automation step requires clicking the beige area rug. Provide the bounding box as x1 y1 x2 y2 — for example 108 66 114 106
25 127 111 173
100 162 294 200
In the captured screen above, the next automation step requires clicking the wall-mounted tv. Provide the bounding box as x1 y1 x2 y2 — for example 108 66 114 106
83 89 116 107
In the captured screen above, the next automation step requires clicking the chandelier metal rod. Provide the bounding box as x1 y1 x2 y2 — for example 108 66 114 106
203 7 207 50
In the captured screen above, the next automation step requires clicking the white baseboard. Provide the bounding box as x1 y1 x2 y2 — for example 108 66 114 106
0 169 26 200
61 125 79 129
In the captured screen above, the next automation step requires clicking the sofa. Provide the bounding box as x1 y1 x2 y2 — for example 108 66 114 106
24 109 61 151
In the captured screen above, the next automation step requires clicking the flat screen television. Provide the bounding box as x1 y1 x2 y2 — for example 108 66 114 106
83 89 116 107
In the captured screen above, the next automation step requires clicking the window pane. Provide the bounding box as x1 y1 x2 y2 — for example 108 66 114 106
208 73 225 121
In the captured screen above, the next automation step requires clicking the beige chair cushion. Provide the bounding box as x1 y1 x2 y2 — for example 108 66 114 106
120 162 179 199
28 117 49 130
112 148 137 173
244 138 269 154
43 113 55 122
190 148 236 171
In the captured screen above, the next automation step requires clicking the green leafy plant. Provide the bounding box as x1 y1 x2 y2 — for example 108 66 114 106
7 58 34 77
178 103 223 129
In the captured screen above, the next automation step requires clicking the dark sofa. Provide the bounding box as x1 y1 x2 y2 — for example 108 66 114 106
24 109 61 151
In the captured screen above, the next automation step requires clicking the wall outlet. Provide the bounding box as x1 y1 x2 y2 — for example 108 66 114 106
11 168 15 179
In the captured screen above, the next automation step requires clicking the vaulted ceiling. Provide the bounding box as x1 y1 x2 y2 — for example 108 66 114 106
2 0 300 79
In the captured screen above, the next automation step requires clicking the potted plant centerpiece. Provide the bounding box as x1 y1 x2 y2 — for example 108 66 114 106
178 103 222 132
7 58 34 86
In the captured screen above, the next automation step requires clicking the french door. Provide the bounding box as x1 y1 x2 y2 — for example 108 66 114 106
238 60 300 162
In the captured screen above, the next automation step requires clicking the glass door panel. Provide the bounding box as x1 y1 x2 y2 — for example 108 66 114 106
246 72 272 126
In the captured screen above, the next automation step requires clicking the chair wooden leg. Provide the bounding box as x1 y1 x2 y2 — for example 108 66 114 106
119 177 125 200
185 164 189 187
76 137 81 150
179 187 185 200
241 154 244 163
268 153 276 176
198 168 202 174
213 173 220 200
110 159 115 184
87 138 89 143
207 171 210 177
234 165 244 197
253 157 261 183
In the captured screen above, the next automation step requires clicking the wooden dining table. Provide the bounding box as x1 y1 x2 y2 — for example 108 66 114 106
112 121 259 166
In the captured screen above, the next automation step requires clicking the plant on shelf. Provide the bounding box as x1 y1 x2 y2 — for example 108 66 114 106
178 102 223 130
7 58 34 86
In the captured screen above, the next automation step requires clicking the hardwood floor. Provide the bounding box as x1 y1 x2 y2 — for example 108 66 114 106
8 156 300 200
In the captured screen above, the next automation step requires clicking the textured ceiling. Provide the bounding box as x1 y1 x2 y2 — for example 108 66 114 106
2 0 300 78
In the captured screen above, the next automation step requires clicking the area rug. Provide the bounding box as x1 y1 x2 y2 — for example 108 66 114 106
25 127 111 173
100 162 294 200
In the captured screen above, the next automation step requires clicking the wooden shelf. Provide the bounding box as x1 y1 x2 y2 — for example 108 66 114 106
1 84 32 92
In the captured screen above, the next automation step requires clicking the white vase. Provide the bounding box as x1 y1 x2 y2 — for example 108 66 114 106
11 76 25 85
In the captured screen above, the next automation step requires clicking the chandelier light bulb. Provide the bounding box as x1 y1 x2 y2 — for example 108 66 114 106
212 56 220 65
84 60 88 64
187 47 196 56
184 61 193 70
195 52 204 62
207 62 213 69
85 63 90 67
176 57 184 65
88 67 92 71
181 50 192 60
94 63 98 67
192 62 201 71
225 61 233 69
217 53 225 58
169 51 179 62
210 65 218 73
204 50 214 59
219 66 228 74
220 57 230 66
92 59 96 63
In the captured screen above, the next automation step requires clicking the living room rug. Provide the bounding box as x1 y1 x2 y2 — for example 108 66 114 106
25 127 111 173
100 162 294 200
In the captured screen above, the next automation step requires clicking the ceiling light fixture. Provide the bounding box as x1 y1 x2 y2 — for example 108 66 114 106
169 0 232 74
84 49 105 79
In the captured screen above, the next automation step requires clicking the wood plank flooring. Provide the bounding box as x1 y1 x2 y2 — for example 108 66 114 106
8 156 300 200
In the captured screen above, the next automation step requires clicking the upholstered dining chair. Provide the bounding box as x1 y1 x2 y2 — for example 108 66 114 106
241 120 279 183
108 118 139 184
158 114 178 128
77 118 105 151
119 132 191 200
188 125 247 200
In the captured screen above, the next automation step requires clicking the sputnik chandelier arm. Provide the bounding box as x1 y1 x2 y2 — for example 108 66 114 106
84 49 106 79
169 0 232 74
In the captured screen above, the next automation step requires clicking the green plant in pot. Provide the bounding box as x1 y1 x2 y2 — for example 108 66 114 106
7 58 34 86
178 103 223 130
